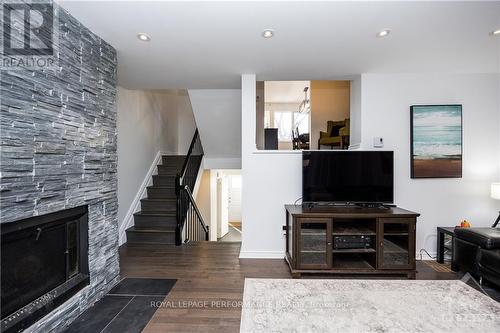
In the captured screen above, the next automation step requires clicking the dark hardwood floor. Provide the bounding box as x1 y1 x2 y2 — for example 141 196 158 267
217 225 242 242
119 241 469 332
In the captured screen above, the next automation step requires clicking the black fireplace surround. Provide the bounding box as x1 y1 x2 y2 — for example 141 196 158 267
1 206 89 332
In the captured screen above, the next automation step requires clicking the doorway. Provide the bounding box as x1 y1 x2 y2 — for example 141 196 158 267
217 171 242 242
194 169 242 242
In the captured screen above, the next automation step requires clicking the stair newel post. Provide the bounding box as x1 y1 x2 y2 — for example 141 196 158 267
175 173 182 246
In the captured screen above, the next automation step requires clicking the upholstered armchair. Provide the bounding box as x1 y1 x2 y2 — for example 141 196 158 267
318 119 350 149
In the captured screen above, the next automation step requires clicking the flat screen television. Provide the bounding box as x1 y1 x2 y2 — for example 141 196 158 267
302 151 394 204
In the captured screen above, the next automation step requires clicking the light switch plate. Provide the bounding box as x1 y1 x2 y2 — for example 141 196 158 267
373 137 384 148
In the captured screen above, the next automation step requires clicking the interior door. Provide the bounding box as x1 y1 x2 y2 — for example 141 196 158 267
217 176 229 238
227 175 241 223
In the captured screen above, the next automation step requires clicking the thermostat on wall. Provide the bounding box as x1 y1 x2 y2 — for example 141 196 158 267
373 137 384 148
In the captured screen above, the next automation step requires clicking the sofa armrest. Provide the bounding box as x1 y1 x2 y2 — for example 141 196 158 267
320 131 330 138
455 228 500 249
339 126 350 137
453 237 481 275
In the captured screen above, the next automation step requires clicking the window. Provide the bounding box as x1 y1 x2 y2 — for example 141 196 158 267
264 111 271 128
266 110 309 142
294 112 309 135
274 112 293 141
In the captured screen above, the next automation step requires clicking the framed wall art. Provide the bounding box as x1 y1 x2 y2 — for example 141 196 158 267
410 105 462 178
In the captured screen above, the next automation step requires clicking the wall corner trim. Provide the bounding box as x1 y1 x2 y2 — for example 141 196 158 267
118 150 174 245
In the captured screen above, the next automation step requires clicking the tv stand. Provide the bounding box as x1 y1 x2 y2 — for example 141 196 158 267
285 205 420 279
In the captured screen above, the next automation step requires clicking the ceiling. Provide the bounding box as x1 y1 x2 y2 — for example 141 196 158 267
58 1 500 89
265 81 309 104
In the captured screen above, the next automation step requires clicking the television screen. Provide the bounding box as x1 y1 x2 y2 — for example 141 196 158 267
302 151 394 203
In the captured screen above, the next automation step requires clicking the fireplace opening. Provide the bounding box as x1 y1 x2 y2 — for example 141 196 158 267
1 206 89 332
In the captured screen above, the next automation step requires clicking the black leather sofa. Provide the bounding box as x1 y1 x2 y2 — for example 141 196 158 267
452 228 500 287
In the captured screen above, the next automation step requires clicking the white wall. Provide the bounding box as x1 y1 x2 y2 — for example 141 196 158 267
188 89 242 169
177 91 198 154
349 75 362 149
240 73 500 259
360 73 500 255
117 87 196 238
195 170 211 228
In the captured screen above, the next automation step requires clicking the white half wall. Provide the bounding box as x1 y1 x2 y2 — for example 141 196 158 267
241 74 301 258
240 73 500 259
188 89 242 168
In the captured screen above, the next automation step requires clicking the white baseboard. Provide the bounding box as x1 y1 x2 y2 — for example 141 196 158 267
239 250 285 259
118 150 174 245
348 143 361 150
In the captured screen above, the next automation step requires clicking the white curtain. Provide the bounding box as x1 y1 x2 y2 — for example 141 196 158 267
268 111 309 141
274 112 292 141
293 112 308 134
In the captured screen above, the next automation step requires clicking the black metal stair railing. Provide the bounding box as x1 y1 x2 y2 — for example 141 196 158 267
175 129 209 245
177 185 209 244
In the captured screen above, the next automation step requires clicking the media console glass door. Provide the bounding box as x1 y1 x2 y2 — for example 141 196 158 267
377 218 415 270
297 218 332 269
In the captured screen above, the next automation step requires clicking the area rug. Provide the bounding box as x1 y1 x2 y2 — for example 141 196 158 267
240 279 500 333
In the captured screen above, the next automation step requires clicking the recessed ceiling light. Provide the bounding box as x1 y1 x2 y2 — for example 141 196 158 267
376 29 391 38
262 29 274 38
491 29 500 36
137 33 151 42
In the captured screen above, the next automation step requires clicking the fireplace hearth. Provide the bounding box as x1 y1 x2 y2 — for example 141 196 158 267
1 206 89 332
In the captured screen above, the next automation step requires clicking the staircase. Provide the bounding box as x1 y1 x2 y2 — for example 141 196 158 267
126 129 208 245
125 155 184 245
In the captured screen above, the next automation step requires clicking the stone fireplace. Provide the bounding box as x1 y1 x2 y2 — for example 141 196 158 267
1 206 89 332
0 2 119 332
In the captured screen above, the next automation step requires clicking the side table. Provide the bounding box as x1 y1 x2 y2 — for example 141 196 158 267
437 227 455 263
